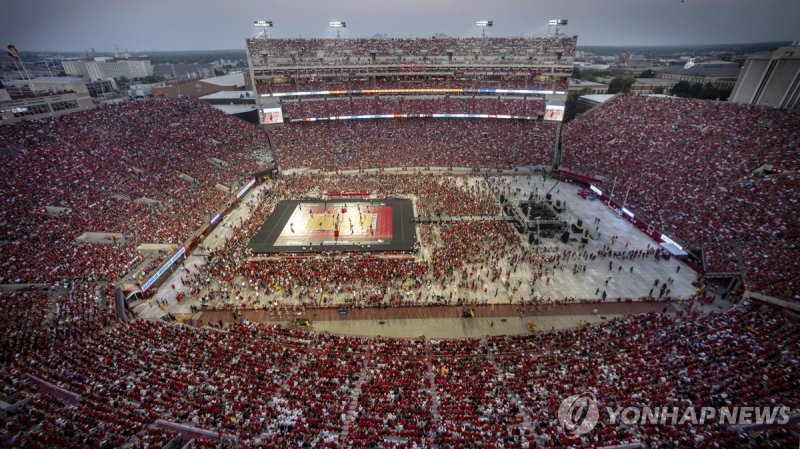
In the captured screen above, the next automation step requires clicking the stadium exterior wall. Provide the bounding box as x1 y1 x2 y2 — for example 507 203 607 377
730 46 800 110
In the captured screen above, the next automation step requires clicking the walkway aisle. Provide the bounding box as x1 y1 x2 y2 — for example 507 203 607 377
483 341 534 438
339 342 371 441
424 340 442 422
133 183 269 319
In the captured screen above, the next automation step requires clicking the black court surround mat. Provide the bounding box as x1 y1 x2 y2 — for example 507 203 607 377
248 198 416 253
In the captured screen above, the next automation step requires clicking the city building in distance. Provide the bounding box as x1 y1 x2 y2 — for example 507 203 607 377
62 57 153 81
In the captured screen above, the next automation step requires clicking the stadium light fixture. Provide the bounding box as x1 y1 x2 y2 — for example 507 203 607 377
329 21 347 38
475 20 493 37
254 20 273 39
548 19 568 35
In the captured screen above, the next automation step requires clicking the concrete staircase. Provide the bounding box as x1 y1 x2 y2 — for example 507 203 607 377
484 342 534 436
339 342 372 441
424 341 442 423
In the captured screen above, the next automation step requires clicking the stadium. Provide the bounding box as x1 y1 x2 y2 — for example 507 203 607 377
1 26 799 449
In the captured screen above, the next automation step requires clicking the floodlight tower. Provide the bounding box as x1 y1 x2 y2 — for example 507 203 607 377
329 21 347 38
475 20 493 38
254 20 273 40
548 19 568 36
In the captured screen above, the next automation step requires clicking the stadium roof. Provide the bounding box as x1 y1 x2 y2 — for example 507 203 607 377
569 79 607 88
199 90 256 100
580 94 615 104
210 104 257 115
200 72 245 88
33 76 85 82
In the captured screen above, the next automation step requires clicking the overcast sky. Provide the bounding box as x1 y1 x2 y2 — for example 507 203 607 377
2 0 798 52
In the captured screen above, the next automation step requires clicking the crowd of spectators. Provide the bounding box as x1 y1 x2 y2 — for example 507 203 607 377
430 337 524 447
270 118 556 170
281 96 546 119
247 36 577 65
185 174 518 311
2 67 798 448
0 288 110 364
563 94 800 299
2 307 797 448
487 307 800 448
272 173 500 217
348 338 433 447
0 97 271 287
178 173 704 314
256 78 568 95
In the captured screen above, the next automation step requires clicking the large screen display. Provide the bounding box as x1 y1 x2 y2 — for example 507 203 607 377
288 113 540 123
259 107 284 124
544 104 565 122
263 88 566 97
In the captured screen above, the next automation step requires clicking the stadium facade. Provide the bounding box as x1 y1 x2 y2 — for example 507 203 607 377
730 45 800 110
245 35 576 125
